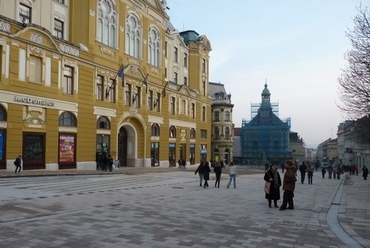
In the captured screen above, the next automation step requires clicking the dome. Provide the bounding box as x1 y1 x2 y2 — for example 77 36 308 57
261 83 270 96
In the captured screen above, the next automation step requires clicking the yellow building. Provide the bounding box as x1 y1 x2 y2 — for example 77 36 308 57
0 0 212 171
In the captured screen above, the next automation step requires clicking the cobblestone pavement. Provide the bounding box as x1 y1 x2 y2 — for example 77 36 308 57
0 167 369 248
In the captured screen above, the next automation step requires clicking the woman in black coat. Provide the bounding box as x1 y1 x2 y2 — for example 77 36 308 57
203 161 211 188
264 164 282 208
213 162 222 188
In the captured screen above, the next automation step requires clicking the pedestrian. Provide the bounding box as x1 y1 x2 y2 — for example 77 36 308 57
327 165 333 179
214 162 222 188
279 160 296 211
195 161 205 187
333 167 337 179
321 166 326 179
99 152 108 171
14 155 22 173
362 166 368 180
203 161 211 188
306 163 314 184
181 159 186 170
227 161 237 188
281 163 285 173
299 162 307 184
107 154 113 172
264 164 282 208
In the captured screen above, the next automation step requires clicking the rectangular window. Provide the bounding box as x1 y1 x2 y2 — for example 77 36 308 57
202 81 206 96
174 47 178 63
201 129 207 139
202 58 206 72
183 76 187 86
19 4 31 23
174 72 178 84
54 19 64 39
63 65 73 95
108 78 116 103
148 90 153 111
97 75 104 101
125 84 132 106
214 111 220 122
184 53 188 67
170 96 175 115
133 86 141 108
29 55 42 83
202 106 206 121
191 103 195 119
155 92 160 112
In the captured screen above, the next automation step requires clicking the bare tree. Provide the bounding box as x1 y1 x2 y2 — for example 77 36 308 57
338 5 370 119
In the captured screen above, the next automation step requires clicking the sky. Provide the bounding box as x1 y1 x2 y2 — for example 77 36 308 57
167 0 370 149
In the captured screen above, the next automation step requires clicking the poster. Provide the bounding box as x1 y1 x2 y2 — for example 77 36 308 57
59 134 75 163
0 131 3 160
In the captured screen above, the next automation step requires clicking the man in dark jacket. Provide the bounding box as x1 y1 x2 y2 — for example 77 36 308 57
195 161 205 186
299 162 307 184
14 155 22 173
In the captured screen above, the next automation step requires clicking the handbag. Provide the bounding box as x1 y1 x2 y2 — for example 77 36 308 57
264 181 271 194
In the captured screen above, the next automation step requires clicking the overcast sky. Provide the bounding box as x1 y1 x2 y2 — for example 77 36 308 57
167 0 369 148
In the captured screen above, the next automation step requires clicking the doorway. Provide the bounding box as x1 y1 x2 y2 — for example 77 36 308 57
118 127 128 167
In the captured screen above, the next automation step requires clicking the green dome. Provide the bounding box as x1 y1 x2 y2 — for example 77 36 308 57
262 83 270 96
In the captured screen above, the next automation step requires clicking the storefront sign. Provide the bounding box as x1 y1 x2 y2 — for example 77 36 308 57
14 96 55 107
59 134 75 163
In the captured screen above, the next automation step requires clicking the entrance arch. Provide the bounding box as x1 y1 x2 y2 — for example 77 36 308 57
118 124 137 167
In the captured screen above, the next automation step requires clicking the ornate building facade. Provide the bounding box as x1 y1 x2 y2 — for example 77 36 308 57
209 82 234 164
0 0 212 170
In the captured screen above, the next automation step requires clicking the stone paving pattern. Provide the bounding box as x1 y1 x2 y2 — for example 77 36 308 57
0 166 369 248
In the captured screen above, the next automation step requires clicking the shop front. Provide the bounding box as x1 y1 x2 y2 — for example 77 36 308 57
23 132 45 170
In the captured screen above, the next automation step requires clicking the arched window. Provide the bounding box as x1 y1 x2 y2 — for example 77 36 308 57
169 125 176 138
97 116 110 129
126 13 141 58
0 105 6 121
97 0 117 47
190 128 196 139
151 123 160 136
148 27 160 67
59 112 77 126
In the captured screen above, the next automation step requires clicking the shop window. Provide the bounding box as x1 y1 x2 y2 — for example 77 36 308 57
59 112 77 126
97 116 110 129
151 123 160 136
169 125 176 138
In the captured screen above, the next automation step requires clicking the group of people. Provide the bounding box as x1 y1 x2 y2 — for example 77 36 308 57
177 159 186 170
97 152 114 172
264 160 296 211
298 162 314 184
195 161 237 188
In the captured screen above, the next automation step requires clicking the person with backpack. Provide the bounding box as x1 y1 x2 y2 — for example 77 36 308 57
14 155 22 173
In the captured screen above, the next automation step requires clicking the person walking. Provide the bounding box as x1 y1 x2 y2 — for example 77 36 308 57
279 160 296 211
214 162 222 188
321 166 326 179
14 155 22 173
327 165 333 179
299 162 307 184
203 161 211 188
264 164 282 208
181 159 186 170
107 155 114 172
195 161 205 187
306 163 314 184
362 166 369 180
99 152 108 171
227 161 237 188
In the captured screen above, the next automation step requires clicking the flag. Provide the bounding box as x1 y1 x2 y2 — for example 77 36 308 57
142 73 149 94
116 64 128 87
161 81 169 98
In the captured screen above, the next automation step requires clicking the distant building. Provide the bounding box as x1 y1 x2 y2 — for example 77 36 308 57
238 84 291 165
209 82 234 164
